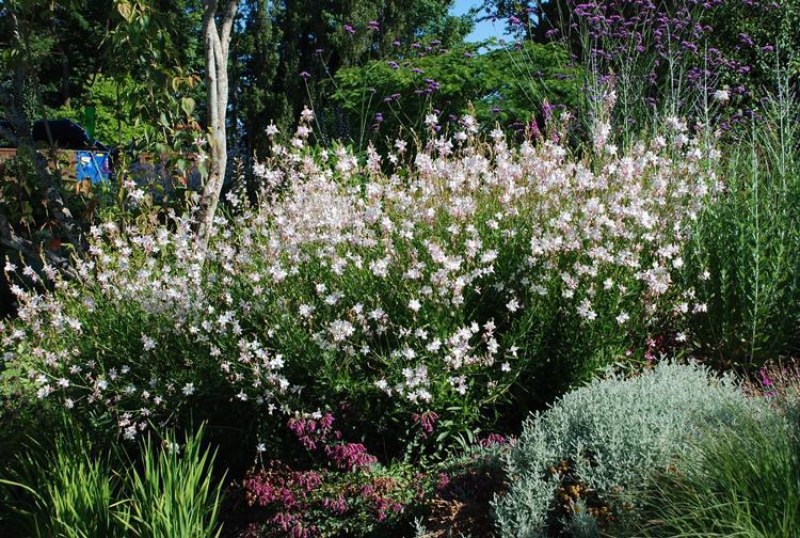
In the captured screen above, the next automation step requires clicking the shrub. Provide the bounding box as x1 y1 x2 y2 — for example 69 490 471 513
238 411 414 537
638 405 800 538
534 0 784 133
1 110 718 456
685 89 800 367
492 361 756 537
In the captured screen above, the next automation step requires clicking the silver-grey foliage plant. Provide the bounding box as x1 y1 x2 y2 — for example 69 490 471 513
492 361 756 537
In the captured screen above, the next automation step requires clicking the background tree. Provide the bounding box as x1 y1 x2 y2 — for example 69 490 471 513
0 0 85 253
332 40 581 150
230 0 472 161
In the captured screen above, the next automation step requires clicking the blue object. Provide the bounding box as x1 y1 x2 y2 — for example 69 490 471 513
75 150 111 184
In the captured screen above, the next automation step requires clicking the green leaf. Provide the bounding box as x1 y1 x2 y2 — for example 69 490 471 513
180 97 196 118
116 1 134 23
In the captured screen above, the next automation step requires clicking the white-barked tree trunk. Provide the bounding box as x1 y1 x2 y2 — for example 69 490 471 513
197 0 238 249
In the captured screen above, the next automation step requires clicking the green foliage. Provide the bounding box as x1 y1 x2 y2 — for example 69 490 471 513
0 0 111 110
104 0 205 152
638 406 800 538
125 425 225 538
46 75 151 148
0 417 128 537
331 42 582 149
492 362 756 537
686 88 800 367
0 421 225 538
484 0 800 142
231 0 472 158
2 117 718 467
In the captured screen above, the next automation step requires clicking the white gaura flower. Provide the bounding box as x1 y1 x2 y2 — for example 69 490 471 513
141 335 157 351
4 103 720 438
577 298 597 321
300 106 315 123
506 299 520 313
328 319 355 342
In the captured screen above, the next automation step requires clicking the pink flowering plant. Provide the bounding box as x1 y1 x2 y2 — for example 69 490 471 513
1 105 719 449
238 411 416 537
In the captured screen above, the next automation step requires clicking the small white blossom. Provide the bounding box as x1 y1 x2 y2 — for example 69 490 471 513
141 335 157 351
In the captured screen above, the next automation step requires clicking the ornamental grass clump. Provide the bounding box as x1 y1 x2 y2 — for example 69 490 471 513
492 361 757 537
125 425 225 538
1 108 719 452
0 427 126 538
638 404 800 538
0 421 223 538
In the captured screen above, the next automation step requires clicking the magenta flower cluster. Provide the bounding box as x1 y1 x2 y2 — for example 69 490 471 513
323 443 377 471
411 410 439 438
287 412 339 451
241 413 405 536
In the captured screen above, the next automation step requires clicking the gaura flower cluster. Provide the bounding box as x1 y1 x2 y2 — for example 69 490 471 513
1 109 720 438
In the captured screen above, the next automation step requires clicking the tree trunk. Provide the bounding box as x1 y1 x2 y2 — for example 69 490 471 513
197 0 238 250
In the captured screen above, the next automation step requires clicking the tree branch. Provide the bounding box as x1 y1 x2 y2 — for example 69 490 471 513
220 0 238 58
